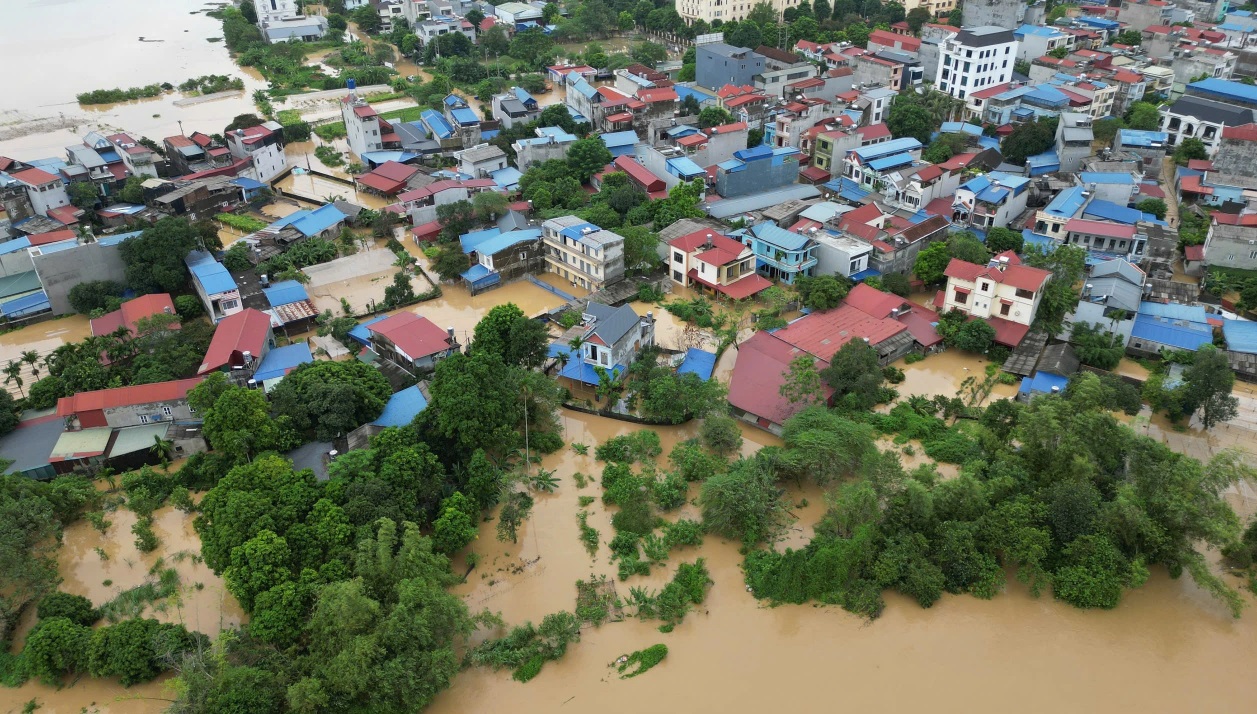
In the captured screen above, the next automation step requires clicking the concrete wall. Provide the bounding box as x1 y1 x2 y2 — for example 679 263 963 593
105 399 195 429
1211 132 1257 178
0 250 35 279
962 0 1025 34
715 158 798 198
1066 302 1135 345
697 46 764 91
32 242 128 315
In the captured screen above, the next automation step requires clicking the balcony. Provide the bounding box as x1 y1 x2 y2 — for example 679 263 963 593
755 250 818 274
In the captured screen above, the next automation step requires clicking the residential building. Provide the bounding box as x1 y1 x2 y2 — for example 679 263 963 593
266 203 347 240
950 171 1031 230
9 168 69 217
696 44 765 92
1128 301 1215 357
714 145 801 199
442 94 482 149
841 137 925 191
1119 0 1173 32
1034 185 1087 241
226 122 288 184
810 124 892 175
1203 220 1257 270
677 0 804 25
1063 218 1146 259
1055 112 1094 174
941 253 1052 347
251 342 314 393
1067 258 1145 344
541 216 626 290
197 308 275 375
558 303 655 386
752 53 817 99
1160 95 1255 156
185 250 242 322
164 133 227 177
1014 24 1070 61
90 294 177 338
493 1 542 29
458 226 545 293
368 312 460 373
1114 129 1169 177
738 222 817 284
962 0 1026 29
936 26 1018 102
400 178 498 225
455 143 508 179
341 84 385 158
811 230 875 279
848 50 907 93
492 87 541 129
513 126 578 171
357 161 421 195
56 378 203 430
415 17 476 46
868 30 922 57
666 228 772 299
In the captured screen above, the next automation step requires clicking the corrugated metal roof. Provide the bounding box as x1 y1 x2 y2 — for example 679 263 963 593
1223 319 1257 354
107 423 172 458
49 427 112 461
263 280 309 307
186 250 237 295
374 384 429 426
1131 312 1213 350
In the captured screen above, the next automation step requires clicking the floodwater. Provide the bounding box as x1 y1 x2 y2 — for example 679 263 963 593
0 0 263 159
892 349 1020 405
424 407 1257 714
274 170 391 209
0 315 93 399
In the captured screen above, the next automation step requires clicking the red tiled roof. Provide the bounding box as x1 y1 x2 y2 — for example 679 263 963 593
915 165 943 183
987 316 1031 348
479 16 497 30
724 94 766 108
837 202 884 230
0 157 13 171
828 67 854 78
695 243 745 266
10 167 59 186
944 257 1051 293
709 122 748 134
688 269 772 300
28 230 76 246
844 283 909 319
198 308 271 374
57 377 203 417
1138 184 1165 199
1113 70 1143 83
1213 212 1257 226
678 134 707 148
412 220 442 240
857 123 891 141
372 161 418 182
46 205 83 226
898 305 943 348
868 29 921 52
91 293 177 337
993 250 1021 266
637 88 678 103
605 112 634 123
972 83 1014 100
368 312 453 360
353 105 379 119
775 304 908 361
1184 244 1205 261
397 179 499 203
925 197 954 217
189 132 213 148
1065 218 1135 239
728 331 833 426
717 83 757 98
165 135 195 148
107 163 130 181
357 172 408 194
788 77 826 90
670 229 739 253
799 165 831 182
1222 123 1257 141
1179 174 1213 195
613 155 664 191
1187 159 1215 171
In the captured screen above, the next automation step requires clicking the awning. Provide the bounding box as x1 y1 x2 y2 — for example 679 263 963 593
606 112 634 123
953 286 971 295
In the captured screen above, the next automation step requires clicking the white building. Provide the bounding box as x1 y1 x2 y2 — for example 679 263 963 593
340 85 385 159
942 254 1052 328
9 168 70 217
1013 24 1070 62
677 0 803 25
107 133 158 179
1160 95 1256 156
936 26 1018 101
541 215 626 291
255 0 328 43
226 122 288 184
455 143 508 179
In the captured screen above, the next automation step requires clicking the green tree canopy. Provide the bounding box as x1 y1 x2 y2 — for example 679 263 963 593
269 360 393 440
471 303 550 368
119 217 200 293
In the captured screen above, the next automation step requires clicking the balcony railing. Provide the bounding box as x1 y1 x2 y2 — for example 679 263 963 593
756 252 818 273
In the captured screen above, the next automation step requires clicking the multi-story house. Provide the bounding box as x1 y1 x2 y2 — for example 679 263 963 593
226 122 288 184
106 133 158 179
713 145 801 199
811 123 892 175
9 168 70 217
458 226 545 293
842 137 925 191
935 26 1018 102
696 43 765 92
737 222 817 285
255 0 328 42
185 249 242 322
950 171 1031 230
678 0 803 25
1055 112 1094 174
341 83 385 158
562 302 655 384
513 126 578 171
1160 95 1255 156
941 254 1052 346
1203 219 1257 271
1063 218 1146 259
57 377 203 430
442 94 482 149
368 312 460 373
666 228 771 299
541 216 626 291
455 143 508 179
492 87 541 129
1013 24 1070 61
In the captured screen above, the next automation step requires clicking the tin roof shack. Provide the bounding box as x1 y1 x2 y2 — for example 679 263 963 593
1127 301 1215 358
1222 319 1257 382
57 377 203 430
149 176 243 219
368 312 460 374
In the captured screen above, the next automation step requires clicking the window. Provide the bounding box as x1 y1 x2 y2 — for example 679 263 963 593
1000 302 1011 316
954 290 968 304
1015 288 1034 299
161 406 173 417
980 282 990 292
139 415 151 424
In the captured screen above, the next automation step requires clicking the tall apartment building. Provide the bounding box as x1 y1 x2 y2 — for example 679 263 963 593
677 0 802 25
935 26 1018 102
696 43 765 92
541 216 626 291
226 122 288 184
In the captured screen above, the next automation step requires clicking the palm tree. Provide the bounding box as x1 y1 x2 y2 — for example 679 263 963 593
21 350 40 380
4 361 24 398
150 434 174 468
528 468 560 492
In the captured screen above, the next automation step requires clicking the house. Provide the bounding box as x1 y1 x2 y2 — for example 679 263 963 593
1055 113 1094 175
935 26 1018 101
368 312 460 373
250 342 314 393
1203 219 1257 270
458 227 545 294
1127 301 1215 357
356 161 421 195
255 0 328 41
714 145 801 199
666 229 772 299
727 330 834 433
1014 24 1070 61
941 253 1053 347
1063 218 1145 259
226 123 288 184
950 172 1031 230
492 87 541 129
9 168 69 217
513 126 579 172
1222 319 1257 382
541 216 626 291
494 1 542 29
1114 129 1169 177
163 133 230 177
198 308 275 375
738 222 818 285
455 144 508 180
557 302 655 386
267 203 347 240
1018 343 1080 402
597 155 666 197
90 293 177 338
185 250 242 323
1066 258 1145 343
56 377 203 430
399 178 499 226
106 133 158 179
1161 95 1256 157
696 43 765 91
442 94 482 148
341 83 386 158
599 130 639 159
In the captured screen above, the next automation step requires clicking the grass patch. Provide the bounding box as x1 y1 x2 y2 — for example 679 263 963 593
575 574 619 625
98 566 180 622
314 104 425 141
216 213 268 233
615 644 668 678
577 511 599 556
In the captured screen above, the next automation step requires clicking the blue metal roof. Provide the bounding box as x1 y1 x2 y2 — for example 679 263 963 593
750 222 809 251
443 94 465 107
570 77 598 100
421 109 454 139
1224 319 1257 354
263 280 309 307
868 153 914 171
491 166 523 190
1080 171 1135 185
559 222 602 242
1187 77 1257 105
1083 199 1142 225
232 176 266 190
1044 186 1087 219
667 156 705 178
1015 24 1065 37
1117 129 1169 148
1019 371 1069 397
470 228 541 257
1139 301 1209 322
849 267 880 281
461 262 501 288
1131 313 1213 351
823 176 872 203
559 356 624 385
480 129 500 140
851 137 922 161
186 250 237 295
0 237 31 255
677 348 716 381
939 121 983 136
450 106 480 126
97 230 142 246
674 85 713 104
252 342 313 382
512 86 536 106
347 315 388 346
360 150 422 166
536 126 577 141
373 384 429 427
459 227 502 254
0 290 49 318
290 204 345 237
601 130 639 148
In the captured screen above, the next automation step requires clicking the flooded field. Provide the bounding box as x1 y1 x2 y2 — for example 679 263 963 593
0 315 93 400
0 0 263 159
275 170 392 209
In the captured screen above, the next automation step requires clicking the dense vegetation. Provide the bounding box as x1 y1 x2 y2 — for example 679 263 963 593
76 84 166 105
